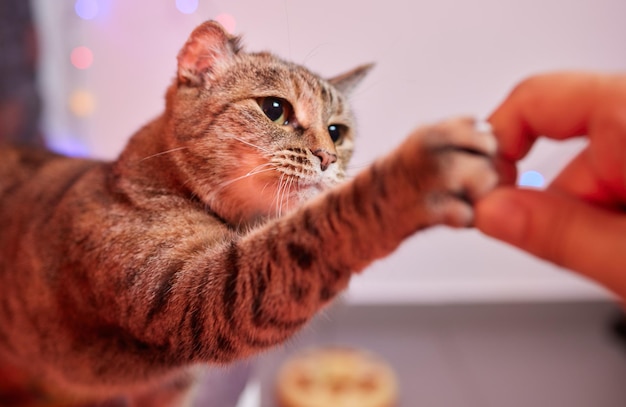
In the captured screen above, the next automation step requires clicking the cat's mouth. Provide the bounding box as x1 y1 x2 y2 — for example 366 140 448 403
222 150 342 221
278 173 336 196
272 154 342 189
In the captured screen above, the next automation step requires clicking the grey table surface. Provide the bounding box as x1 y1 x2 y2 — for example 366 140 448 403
243 301 626 407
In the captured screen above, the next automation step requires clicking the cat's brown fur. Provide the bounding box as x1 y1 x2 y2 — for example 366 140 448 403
0 21 498 405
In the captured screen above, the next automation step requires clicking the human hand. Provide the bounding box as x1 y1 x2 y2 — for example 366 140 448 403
475 72 626 299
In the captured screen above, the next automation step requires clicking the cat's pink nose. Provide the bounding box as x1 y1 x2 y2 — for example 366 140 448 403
311 149 337 171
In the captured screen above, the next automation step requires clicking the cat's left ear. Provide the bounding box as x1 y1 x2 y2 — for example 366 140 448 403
177 20 242 87
328 63 374 96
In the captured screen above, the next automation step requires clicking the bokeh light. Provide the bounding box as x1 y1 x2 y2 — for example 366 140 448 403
518 170 545 188
215 13 237 33
71 46 94 70
176 0 198 14
75 0 99 20
69 90 96 117
46 133 90 158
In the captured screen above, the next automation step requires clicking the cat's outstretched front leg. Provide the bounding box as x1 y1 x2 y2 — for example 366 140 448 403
192 116 499 359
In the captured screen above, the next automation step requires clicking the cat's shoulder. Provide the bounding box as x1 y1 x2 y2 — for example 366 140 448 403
0 145 98 201
0 145 58 193
0 144 61 172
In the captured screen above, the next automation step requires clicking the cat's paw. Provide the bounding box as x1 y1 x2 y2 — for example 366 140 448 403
413 117 499 227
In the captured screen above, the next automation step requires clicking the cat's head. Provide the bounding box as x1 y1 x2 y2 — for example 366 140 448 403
165 21 371 227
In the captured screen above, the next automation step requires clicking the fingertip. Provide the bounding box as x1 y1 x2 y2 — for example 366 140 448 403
487 110 535 162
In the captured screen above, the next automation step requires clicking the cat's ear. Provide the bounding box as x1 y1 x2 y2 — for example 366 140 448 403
177 20 242 87
328 63 374 96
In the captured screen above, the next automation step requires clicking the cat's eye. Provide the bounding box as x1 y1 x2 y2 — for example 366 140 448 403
259 97 292 126
328 124 345 144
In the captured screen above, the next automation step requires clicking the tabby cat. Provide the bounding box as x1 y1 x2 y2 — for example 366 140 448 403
0 21 498 406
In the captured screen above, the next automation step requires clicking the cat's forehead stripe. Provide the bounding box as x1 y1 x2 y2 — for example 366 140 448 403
292 69 321 101
320 82 335 106
291 69 345 119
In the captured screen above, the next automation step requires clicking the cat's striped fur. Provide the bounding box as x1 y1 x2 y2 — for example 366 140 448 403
0 21 498 406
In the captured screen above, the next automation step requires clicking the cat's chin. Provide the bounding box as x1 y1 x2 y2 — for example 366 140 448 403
249 183 328 224
209 173 336 227
296 184 327 203
261 186 323 221
273 182 332 217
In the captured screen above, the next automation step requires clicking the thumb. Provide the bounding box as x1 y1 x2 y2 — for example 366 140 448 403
475 187 626 299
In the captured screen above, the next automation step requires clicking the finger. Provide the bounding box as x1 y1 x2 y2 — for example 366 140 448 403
587 106 626 201
475 187 626 299
493 155 517 186
548 108 626 205
547 149 618 207
488 72 611 161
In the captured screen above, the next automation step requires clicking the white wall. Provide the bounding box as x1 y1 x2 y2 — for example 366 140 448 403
33 0 626 303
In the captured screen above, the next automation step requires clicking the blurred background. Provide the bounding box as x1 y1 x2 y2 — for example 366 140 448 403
29 0 626 304
2 0 626 406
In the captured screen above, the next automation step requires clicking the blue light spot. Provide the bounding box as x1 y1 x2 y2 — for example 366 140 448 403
519 170 545 188
75 0 99 20
176 0 198 14
46 134 91 158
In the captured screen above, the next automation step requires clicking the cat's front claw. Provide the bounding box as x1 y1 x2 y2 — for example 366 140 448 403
416 116 500 227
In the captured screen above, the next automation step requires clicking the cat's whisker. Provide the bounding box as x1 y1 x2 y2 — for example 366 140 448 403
218 164 276 189
138 146 189 162
275 173 287 218
276 175 285 218
285 176 295 213
232 137 271 154
260 181 271 194
285 176 297 214
279 176 290 217
288 176 298 212
249 162 275 173
301 43 331 66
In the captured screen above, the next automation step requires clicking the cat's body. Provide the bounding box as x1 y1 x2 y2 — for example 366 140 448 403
0 21 498 406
